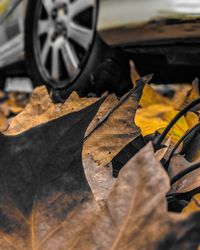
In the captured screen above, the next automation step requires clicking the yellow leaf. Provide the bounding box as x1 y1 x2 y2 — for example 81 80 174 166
136 104 198 143
0 0 9 15
185 112 199 128
160 109 190 143
182 194 200 213
171 85 191 109
135 104 172 136
140 84 172 107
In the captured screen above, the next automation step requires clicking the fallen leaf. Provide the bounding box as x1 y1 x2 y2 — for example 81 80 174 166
0 120 200 250
83 76 148 168
185 112 199 129
172 84 192 109
0 110 8 132
155 137 172 161
184 133 200 162
5 87 120 137
172 81 200 109
140 84 172 107
0 97 104 249
168 154 200 194
0 103 9 117
5 87 98 135
111 135 145 177
182 194 200 213
136 104 196 143
83 76 151 200
135 104 173 137
83 156 116 201
130 60 140 87
159 109 192 143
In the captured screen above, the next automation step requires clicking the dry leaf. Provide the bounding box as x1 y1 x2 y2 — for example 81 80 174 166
62 143 200 250
184 133 200 163
0 97 104 250
0 110 8 132
136 104 196 143
83 80 146 167
83 156 116 201
5 87 119 137
172 84 192 109
130 60 140 87
5 87 98 135
82 76 151 199
183 194 200 213
140 84 172 107
85 94 118 137
155 137 172 161
168 154 200 194
172 82 200 109
185 112 199 129
0 129 200 249
159 109 193 143
136 104 173 137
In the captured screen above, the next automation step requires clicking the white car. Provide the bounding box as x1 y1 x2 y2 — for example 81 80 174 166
0 0 199 99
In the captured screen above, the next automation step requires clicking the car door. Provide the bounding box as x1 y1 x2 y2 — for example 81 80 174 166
0 0 26 68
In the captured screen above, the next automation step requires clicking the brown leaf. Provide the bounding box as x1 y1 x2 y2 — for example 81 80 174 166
82 77 150 200
1 138 200 249
155 137 172 161
0 110 8 132
172 81 200 109
130 60 140 87
0 145 169 250
184 133 200 163
172 84 192 109
83 83 144 168
83 156 116 201
85 94 118 137
5 87 118 137
5 87 98 135
168 154 200 194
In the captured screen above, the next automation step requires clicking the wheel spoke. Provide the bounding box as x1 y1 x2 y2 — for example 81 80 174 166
69 22 93 50
70 0 95 17
52 44 60 80
38 20 50 36
42 0 54 15
37 0 95 84
41 36 51 65
61 41 79 77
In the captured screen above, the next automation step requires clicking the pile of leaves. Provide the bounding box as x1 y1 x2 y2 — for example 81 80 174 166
1 65 200 249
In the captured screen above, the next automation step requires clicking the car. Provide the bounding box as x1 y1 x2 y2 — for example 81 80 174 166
0 0 200 100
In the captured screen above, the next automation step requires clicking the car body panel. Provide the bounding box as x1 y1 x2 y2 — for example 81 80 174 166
0 0 25 67
98 0 200 45
1 0 200 68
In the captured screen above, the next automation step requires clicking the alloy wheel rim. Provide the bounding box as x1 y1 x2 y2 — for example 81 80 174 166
35 0 97 88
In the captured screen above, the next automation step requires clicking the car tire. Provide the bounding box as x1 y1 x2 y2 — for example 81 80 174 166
0 71 5 90
25 0 101 96
25 0 132 101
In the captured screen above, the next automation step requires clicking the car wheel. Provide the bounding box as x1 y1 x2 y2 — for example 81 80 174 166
25 0 102 98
